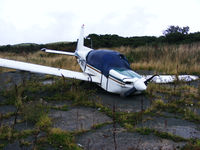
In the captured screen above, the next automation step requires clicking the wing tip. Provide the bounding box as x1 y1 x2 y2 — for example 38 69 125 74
41 48 46 52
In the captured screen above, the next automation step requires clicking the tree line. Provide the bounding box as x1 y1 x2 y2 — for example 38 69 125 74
0 25 200 53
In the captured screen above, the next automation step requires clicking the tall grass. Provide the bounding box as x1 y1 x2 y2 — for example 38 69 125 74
115 42 200 74
0 42 200 74
0 51 81 72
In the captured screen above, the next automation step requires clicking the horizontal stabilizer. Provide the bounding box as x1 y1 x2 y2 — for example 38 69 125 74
0 58 100 83
41 48 75 56
142 75 199 83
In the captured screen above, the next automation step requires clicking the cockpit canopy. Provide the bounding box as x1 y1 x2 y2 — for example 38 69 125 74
113 68 142 79
87 49 131 77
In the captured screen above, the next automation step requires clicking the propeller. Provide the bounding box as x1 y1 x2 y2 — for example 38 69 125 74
144 74 159 85
121 87 137 97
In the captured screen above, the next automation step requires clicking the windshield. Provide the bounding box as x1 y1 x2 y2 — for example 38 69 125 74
113 68 142 79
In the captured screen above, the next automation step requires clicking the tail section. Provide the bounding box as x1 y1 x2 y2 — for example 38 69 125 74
77 24 85 51
75 25 93 61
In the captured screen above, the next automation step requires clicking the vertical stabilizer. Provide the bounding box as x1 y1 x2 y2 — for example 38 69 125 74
77 24 84 51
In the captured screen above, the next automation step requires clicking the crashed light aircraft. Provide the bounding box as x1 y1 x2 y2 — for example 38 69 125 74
0 25 199 96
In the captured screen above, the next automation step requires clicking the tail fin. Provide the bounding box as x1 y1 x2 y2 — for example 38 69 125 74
77 24 84 51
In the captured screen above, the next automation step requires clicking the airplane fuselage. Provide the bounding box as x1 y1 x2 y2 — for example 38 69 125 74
75 46 147 96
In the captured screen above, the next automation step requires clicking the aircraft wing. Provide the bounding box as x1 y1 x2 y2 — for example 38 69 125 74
41 48 75 56
0 58 100 83
142 75 199 83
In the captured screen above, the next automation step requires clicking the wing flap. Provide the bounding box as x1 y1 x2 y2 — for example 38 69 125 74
142 75 199 83
0 58 100 83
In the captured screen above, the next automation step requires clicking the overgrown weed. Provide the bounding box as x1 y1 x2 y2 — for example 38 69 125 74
47 128 82 150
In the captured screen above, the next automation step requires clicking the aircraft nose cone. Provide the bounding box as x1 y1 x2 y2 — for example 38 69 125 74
134 79 147 91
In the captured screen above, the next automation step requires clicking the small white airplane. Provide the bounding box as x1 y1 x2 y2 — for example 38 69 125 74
0 25 199 96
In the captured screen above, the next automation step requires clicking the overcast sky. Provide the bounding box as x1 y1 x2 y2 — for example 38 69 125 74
0 0 200 45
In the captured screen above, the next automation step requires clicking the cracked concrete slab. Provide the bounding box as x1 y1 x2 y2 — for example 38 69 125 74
49 107 112 131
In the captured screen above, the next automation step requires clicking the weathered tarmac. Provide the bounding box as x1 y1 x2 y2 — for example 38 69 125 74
76 124 186 150
49 107 112 131
0 71 200 150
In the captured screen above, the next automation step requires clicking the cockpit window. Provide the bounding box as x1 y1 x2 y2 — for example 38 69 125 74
119 54 129 64
113 68 142 79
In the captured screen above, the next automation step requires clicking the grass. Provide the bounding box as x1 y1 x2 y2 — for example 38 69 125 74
0 81 200 149
0 51 81 73
144 80 200 124
143 97 200 123
183 139 200 150
0 126 13 141
21 101 49 124
0 125 35 141
50 104 69 111
36 114 52 129
0 42 200 75
2 74 199 131
6 77 147 130
135 127 187 142
1 112 15 119
47 128 82 150
115 42 200 74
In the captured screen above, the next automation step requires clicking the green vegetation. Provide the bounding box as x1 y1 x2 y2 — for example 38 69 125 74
1 42 200 75
144 82 200 124
0 73 200 149
124 42 200 74
0 42 76 53
50 104 69 111
1 31 200 75
86 26 200 48
182 139 200 150
22 101 49 124
36 114 52 129
0 125 35 146
135 127 187 142
0 78 90 149
47 128 81 150
1 112 15 119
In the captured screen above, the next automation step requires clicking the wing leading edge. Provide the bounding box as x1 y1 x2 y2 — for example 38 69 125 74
0 58 100 83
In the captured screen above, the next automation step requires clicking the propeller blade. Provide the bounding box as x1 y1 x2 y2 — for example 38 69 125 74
144 74 158 85
122 87 137 97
